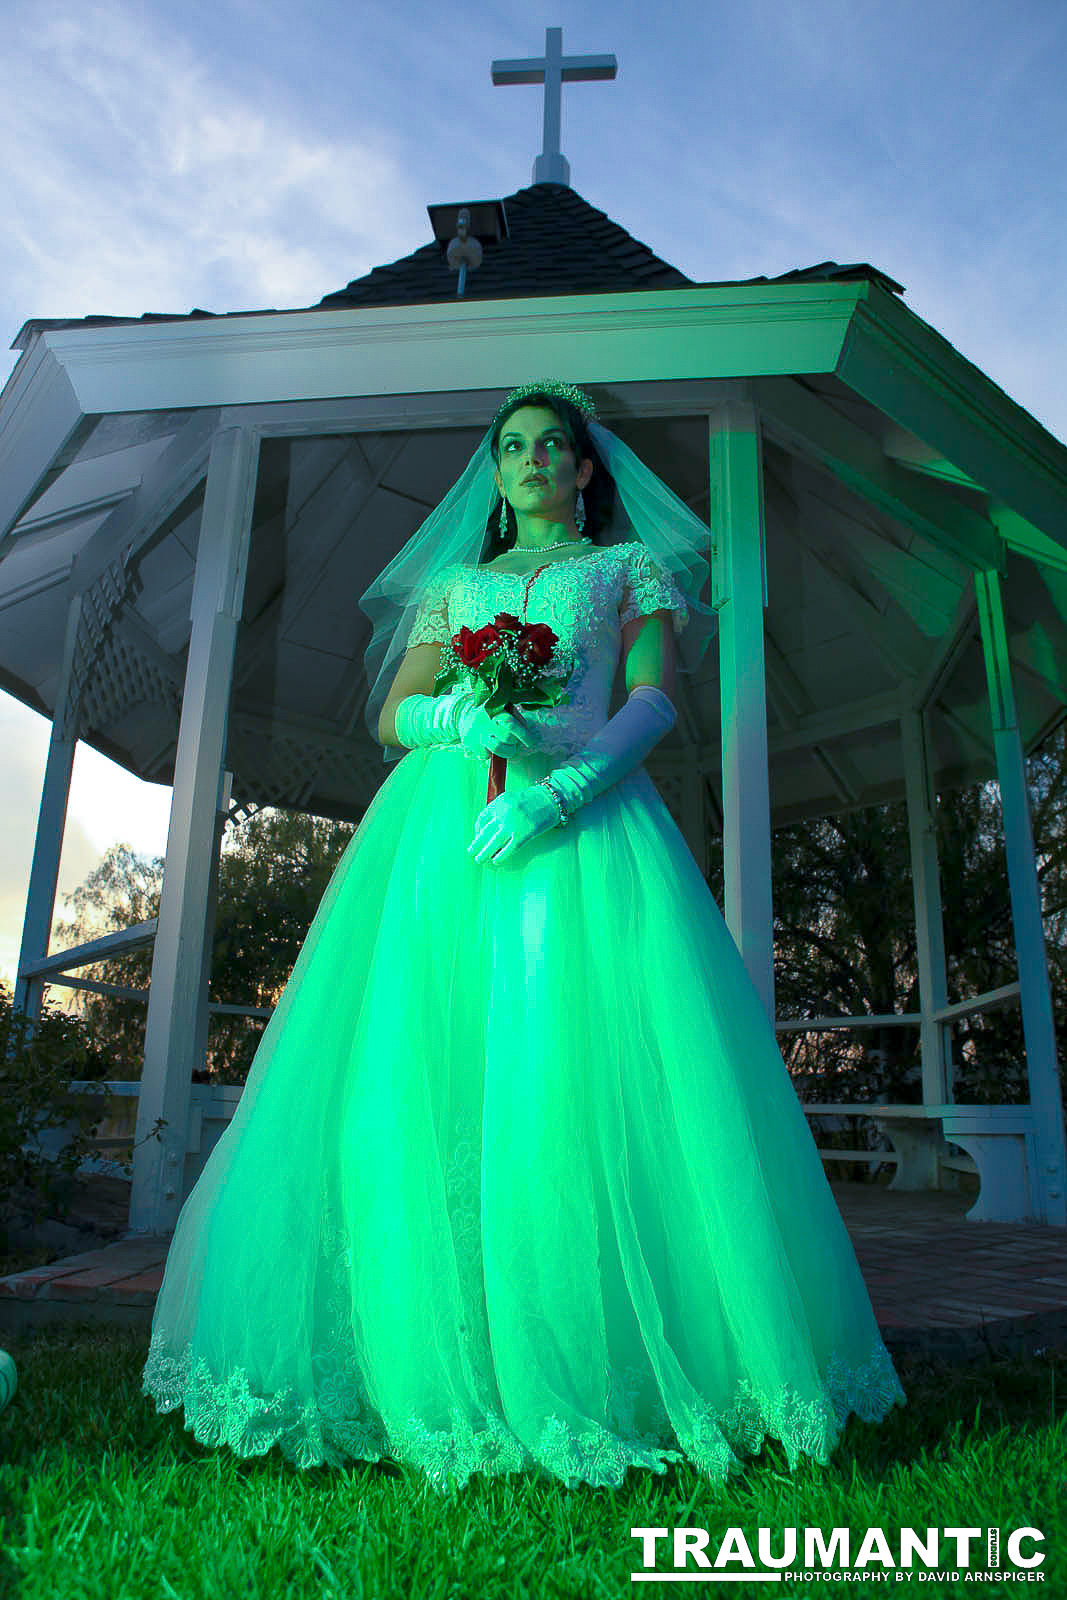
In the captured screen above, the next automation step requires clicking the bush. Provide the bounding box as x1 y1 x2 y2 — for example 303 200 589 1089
0 988 114 1251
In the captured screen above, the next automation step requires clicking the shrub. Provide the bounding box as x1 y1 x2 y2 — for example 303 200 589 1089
0 988 114 1251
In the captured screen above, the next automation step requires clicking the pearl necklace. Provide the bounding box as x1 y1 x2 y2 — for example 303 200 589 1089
511 536 593 554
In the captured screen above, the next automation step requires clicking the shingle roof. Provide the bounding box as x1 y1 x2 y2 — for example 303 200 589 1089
315 182 692 307
10 184 904 348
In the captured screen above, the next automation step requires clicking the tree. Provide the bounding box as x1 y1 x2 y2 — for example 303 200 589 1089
773 798 920 1108
50 843 163 1075
769 718 1067 1124
52 810 356 1083
207 809 356 1078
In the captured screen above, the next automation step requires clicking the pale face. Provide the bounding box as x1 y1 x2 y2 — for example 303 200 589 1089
494 405 594 531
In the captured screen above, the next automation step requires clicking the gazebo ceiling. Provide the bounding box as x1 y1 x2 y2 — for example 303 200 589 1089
2 186 1067 828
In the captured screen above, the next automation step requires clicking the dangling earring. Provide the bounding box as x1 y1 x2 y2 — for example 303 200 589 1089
575 488 586 533
498 497 508 536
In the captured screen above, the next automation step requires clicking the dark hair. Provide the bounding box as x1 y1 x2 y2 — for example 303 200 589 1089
480 391 615 562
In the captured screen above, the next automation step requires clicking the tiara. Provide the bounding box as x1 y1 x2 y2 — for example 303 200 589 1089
493 380 598 427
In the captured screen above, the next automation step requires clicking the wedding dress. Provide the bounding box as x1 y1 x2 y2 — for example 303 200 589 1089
141 540 906 1492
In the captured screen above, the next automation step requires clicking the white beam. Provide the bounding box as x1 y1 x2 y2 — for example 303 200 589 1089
974 567 1067 1224
13 592 82 1023
0 343 87 541
219 379 742 437
71 408 219 592
900 708 953 1106
990 505 1067 577
128 426 259 1239
839 287 1067 551
20 918 157 977
711 401 775 1019
26 285 860 415
756 375 1003 571
906 581 978 714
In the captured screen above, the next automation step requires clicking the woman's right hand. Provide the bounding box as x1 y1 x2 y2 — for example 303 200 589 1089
452 687 537 760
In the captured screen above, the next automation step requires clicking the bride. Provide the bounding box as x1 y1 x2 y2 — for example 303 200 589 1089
141 380 907 1493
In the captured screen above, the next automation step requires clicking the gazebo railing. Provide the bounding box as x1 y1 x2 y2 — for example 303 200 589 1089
18 919 160 986
18 942 1031 1217
18 919 273 1020
773 980 1021 1035
13 922 274 1181
774 983 1034 1219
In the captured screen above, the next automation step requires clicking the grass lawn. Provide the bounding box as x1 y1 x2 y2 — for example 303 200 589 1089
0 1321 1061 1599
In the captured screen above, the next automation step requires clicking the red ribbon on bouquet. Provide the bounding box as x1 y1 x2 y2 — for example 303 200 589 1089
485 701 533 802
487 736 508 804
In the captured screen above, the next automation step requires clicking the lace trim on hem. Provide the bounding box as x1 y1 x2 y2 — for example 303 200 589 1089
141 1334 905 1495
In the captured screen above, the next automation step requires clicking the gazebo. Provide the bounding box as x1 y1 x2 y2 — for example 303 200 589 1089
3 58 1066 1237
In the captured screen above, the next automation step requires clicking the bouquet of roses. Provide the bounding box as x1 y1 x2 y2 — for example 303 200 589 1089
432 611 575 802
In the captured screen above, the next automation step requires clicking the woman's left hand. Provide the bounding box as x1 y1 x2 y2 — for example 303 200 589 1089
467 785 563 866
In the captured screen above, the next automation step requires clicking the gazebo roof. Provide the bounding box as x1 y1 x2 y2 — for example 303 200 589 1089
2 183 1066 830
318 182 692 306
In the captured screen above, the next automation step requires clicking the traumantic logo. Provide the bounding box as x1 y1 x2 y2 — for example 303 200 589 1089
630 1526 1046 1583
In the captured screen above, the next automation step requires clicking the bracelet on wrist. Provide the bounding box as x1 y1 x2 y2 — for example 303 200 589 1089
538 776 572 827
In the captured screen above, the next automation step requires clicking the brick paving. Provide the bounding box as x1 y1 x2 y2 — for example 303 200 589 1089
1 1179 1064 1361
821 1179 1067 1360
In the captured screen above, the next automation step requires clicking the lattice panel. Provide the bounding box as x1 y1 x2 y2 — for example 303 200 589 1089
226 728 709 848
227 799 265 827
227 719 383 814
64 554 142 739
79 628 182 735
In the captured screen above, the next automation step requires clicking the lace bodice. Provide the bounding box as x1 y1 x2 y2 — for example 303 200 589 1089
405 542 688 760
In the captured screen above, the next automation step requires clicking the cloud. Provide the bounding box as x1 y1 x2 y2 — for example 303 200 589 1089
0 0 425 334
0 687 177 989
0 699 102 987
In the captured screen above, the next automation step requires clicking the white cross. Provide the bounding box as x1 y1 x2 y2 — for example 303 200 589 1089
492 27 617 188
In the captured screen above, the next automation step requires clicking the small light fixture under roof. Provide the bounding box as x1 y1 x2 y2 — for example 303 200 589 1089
428 200 509 297
446 210 481 297
427 199 509 247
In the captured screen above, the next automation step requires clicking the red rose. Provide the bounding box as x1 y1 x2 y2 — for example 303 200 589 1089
471 624 504 660
453 625 504 666
516 622 557 667
492 611 523 634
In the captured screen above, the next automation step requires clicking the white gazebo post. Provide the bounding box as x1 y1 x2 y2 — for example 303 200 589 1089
189 769 232 1080
13 593 83 1026
974 567 1067 1225
127 426 259 1239
900 706 953 1108
492 27 616 187
710 400 775 1021
890 704 956 1193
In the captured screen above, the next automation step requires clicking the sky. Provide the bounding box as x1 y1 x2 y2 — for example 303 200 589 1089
1 0 1065 986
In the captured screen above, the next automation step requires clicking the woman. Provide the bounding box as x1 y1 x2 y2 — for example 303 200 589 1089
141 381 906 1493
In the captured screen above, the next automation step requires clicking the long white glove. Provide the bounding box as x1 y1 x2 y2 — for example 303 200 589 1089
467 686 677 865
543 685 677 819
394 687 536 760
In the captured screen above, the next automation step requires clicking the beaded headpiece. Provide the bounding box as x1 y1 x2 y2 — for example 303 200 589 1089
492 380 598 430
